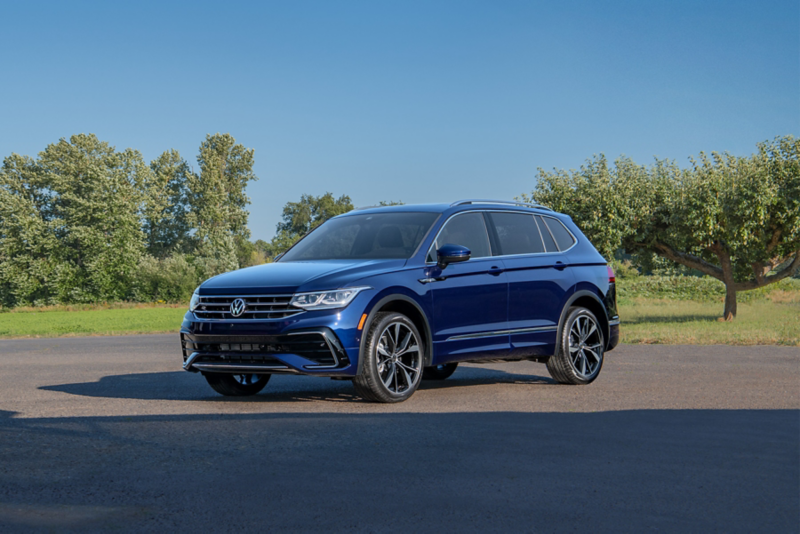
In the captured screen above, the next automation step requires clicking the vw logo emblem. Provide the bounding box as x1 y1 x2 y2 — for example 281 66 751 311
230 298 247 317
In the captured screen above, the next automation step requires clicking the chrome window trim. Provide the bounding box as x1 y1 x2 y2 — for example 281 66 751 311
423 209 578 264
425 209 578 265
425 211 494 263
539 215 576 252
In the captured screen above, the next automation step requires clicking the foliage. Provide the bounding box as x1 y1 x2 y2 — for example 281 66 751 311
526 136 800 320
267 192 354 257
187 133 257 278
0 133 257 307
130 254 199 303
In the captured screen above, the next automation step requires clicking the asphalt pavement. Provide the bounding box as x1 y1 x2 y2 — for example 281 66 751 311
0 335 798 533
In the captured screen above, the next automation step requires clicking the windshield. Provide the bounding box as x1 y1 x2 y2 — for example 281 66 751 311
279 212 439 261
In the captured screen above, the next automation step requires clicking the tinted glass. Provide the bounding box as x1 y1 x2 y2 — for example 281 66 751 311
427 212 491 261
489 212 545 255
280 212 438 261
534 216 558 252
543 216 575 251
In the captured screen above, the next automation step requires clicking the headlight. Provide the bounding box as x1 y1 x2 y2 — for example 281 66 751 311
189 288 201 311
289 287 370 311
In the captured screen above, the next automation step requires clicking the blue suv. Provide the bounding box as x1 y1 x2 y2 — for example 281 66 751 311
180 200 619 402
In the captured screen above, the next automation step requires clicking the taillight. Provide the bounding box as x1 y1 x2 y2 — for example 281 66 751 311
607 265 616 283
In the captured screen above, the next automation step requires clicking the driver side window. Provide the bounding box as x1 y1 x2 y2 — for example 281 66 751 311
426 212 492 262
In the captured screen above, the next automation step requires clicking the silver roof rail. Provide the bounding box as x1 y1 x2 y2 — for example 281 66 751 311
450 199 552 211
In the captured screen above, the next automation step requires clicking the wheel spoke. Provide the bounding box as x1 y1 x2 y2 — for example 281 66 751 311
382 364 395 388
579 352 587 375
397 331 412 353
585 347 601 362
394 323 401 352
398 364 413 390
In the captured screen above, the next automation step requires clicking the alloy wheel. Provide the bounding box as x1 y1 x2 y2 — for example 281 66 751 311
567 314 603 379
376 321 422 394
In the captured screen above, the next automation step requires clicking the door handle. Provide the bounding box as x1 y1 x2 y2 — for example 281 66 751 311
488 266 504 276
554 261 566 271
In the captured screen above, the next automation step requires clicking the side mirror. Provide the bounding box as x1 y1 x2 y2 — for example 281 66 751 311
437 244 471 269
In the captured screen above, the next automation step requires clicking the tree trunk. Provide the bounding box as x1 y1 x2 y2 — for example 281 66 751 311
714 241 737 321
723 283 737 321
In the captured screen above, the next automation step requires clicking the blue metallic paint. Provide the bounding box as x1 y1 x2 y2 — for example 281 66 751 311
180 202 617 378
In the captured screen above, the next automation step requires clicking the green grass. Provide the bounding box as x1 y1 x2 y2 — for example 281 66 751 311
618 298 800 346
0 286 798 346
0 304 186 339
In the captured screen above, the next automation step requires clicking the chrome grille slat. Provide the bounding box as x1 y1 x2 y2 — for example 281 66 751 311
193 294 303 321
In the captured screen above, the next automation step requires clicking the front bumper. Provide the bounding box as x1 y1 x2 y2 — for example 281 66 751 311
181 328 355 376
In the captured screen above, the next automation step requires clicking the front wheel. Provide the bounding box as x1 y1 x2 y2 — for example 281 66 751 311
546 307 604 385
203 373 271 396
353 312 424 403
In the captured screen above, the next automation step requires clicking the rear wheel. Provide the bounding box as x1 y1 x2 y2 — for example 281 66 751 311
353 312 424 403
546 307 604 385
203 373 271 396
423 362 458 380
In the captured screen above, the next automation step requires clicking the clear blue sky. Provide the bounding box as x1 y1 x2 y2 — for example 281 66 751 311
1 0 797 241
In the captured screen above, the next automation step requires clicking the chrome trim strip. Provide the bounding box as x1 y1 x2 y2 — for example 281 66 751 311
446 325 558 341
192 362 296 374
197 294 295 298
608 319 621 326
287 330 341 369
183 352 201 371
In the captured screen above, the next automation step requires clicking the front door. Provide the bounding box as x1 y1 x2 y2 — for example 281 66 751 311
425 212 509 363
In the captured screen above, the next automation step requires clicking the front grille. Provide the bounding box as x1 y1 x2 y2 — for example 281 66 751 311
193 294 303 320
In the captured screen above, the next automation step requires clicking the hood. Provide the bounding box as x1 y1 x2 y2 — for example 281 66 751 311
199 259 406 295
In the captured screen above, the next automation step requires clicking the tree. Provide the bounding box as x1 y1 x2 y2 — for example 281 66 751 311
186 133 257 277
529 136 800 320
0 154 59 306
269 192 353 255
144 149 192 258
36 134 150 302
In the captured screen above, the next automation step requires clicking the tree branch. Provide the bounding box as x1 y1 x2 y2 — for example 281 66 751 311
652 241 724 281
735 251 800 291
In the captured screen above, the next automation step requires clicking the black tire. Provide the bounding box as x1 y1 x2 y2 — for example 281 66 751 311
423 362 458 380
203 373 271 396
547 306 604 385
353 312 424 403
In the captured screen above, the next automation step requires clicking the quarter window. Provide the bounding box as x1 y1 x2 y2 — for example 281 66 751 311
542 216 576 251
427 212 492 262
488 212 545 255
534 216 558 252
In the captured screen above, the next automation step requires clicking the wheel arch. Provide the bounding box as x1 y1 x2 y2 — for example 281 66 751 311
357 294 433 374
555 290 611 357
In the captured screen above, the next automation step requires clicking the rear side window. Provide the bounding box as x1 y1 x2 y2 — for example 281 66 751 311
542 216 576 251
533 216 557 252
488 212 545 255
427 212 492 261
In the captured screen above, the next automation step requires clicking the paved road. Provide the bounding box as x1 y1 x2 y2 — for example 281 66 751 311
0 335 798 533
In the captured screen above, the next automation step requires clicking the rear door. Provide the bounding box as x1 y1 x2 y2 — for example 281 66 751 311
486 212 575 358
425 211 509 363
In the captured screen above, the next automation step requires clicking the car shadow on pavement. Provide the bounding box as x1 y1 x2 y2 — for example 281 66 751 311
39 366 556 403
0 407 797 533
